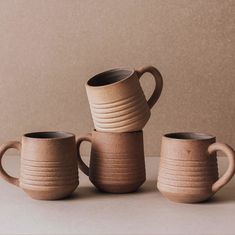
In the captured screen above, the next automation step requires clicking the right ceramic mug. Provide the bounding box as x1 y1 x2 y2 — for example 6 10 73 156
157 132 235 203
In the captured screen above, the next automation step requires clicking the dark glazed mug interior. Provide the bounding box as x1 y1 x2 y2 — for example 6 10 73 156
87 69 133 87
164 132 214 141
24 131 74 139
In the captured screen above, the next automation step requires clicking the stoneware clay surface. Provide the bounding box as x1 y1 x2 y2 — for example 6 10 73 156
157 132 235 203
86 66 163 132
77 130 146 193
0 132 79 200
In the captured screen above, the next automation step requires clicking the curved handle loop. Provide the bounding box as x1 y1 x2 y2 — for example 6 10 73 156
0 141 21 187
208 142 235 193
76 133 92 176
136 66 163 109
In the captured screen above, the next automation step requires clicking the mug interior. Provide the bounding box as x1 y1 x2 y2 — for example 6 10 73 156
24 131 73 139
164 132 214 140
87 69 133 87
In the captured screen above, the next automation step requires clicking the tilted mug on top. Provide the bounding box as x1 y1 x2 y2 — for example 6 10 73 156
157 132 235 203
0 132 79 200
77 130 146 193
86 66 163 132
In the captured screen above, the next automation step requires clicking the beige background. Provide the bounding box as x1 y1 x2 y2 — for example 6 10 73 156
0 0 234 156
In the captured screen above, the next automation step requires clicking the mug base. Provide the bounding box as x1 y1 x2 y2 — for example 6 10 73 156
22 183 79 200
159 190 212 203
91 178 146 194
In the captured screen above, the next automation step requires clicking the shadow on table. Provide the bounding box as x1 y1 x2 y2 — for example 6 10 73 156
138 180 157 193
210 186 235 204
63 180 158 201
63 186 102 201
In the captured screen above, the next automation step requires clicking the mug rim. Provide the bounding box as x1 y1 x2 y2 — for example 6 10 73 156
163 132 215 141
23 131 75 140
86 68 135 89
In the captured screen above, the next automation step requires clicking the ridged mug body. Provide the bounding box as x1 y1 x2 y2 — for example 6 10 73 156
89 131 146 193
157 134 219 203
86 69 151 132
20 133 78 200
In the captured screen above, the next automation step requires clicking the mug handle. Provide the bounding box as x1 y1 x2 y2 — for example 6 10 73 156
208 142 235 193
76 133 92 176
0 141 21 187
136 66 163 109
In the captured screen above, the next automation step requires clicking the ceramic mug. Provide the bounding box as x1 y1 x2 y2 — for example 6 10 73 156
157 132 235 203
86 66 163 132
77 130 146 193
0 132 79 200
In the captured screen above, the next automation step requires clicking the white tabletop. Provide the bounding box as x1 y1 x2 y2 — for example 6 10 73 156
0 156 234 235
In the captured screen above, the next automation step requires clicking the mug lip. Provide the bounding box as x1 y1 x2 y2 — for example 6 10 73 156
86 67 135 89
163 132 215 141
23 131 75 140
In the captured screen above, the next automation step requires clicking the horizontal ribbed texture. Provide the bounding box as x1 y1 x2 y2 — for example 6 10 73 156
20 158 78 189
90 152 146 193
89 90 150 132
158 157 219 193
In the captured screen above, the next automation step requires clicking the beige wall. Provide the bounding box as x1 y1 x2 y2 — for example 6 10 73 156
0 0 234 156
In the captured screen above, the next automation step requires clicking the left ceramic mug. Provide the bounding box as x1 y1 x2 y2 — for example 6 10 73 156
0 131 79 200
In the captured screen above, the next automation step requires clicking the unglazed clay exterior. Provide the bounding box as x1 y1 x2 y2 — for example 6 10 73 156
77 131 146 193
86 66 163 132
0 132 79 200
157 132 235 203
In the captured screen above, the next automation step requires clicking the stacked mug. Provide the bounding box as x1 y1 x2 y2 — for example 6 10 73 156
77 66 163 193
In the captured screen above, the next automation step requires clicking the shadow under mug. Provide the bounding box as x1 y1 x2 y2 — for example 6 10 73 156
0 132 79 200
77 130 146 193
86 66 163 132
157 132 235 203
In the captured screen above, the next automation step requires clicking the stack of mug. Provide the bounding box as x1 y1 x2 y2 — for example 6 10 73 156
77 66 163 193
0 65 235 203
